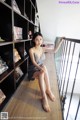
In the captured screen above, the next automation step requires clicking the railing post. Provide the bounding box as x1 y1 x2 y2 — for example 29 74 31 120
61 42 71 109
66 52 80 120
60 40 68 93
74 99 80 120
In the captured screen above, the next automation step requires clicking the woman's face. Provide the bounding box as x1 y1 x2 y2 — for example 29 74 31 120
34 35 43 46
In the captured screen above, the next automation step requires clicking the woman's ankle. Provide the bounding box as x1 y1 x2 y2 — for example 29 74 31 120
42 94 47 100
46 88 51 93
41 96 51 112
46 89 55 102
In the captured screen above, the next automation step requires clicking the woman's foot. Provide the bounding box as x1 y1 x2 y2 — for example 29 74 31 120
41 97 51 112
46 90 55 102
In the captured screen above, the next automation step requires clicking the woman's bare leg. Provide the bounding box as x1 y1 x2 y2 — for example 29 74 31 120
42 65 55 101
33 71 50 112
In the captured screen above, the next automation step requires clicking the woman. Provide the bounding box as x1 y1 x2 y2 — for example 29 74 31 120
28 32 64 112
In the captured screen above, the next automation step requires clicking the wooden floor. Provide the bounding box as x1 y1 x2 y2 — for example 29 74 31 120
1 53 63 120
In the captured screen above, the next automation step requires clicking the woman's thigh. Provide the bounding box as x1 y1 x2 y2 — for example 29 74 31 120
41 65 47 72
32 71 40 79
32 65 47 79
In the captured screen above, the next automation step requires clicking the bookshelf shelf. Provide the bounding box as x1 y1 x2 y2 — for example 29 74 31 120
0 0 39 111
0 69 14 83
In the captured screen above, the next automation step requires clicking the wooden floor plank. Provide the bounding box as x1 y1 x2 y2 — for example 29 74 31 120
1 53 63 120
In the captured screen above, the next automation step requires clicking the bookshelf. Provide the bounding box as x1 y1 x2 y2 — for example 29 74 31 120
0 0 39 111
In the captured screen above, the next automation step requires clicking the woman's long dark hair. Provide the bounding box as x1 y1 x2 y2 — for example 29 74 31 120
32 32 43 41
32 32 43 46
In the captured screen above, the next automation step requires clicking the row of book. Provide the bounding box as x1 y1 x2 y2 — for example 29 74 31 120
13 48 24 82
15 67 24 82
14 48 27 62
1 25 33 41
14 26 33 40
0 49 27 75
1 26 33 41
0 67 24 104
0 56 8 75
2 0 34 22
2 0 21 14
2 0 33 41
12 0 33 22
0 26 23 41
0 49 25 84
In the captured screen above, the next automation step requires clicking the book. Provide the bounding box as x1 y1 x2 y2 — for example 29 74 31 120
0 37 5 42
1 0 6 2
0 56 8 75
24 50 27 56
3 51 13 67
0 89 6 105
15 67 23 81
14 48 21 63
12 0 21 14
17 46 24 58
14 26 23 40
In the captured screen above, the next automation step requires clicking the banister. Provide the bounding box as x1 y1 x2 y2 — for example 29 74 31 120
63 37 80 43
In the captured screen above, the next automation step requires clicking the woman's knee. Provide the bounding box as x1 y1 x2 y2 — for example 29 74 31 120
41 65 47 73
39 70 44 76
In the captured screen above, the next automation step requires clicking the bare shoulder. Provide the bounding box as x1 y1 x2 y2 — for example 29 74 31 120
29 47 34 54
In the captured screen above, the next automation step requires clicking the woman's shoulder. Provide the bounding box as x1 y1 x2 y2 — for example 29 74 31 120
29 47 35 53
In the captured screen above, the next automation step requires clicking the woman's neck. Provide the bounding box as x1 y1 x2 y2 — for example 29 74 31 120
35 45 41 50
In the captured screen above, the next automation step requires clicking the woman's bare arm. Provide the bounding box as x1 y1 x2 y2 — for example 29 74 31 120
53 37 64 53
42 37 64 53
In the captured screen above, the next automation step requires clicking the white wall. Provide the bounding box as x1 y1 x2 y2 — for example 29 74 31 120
36 0 80 42
36 0 58 43
56 1 80 39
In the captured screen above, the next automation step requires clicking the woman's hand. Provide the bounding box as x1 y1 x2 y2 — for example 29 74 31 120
40 68 45 73
40 65 45 73
60 37 65 42
58 36 65 46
